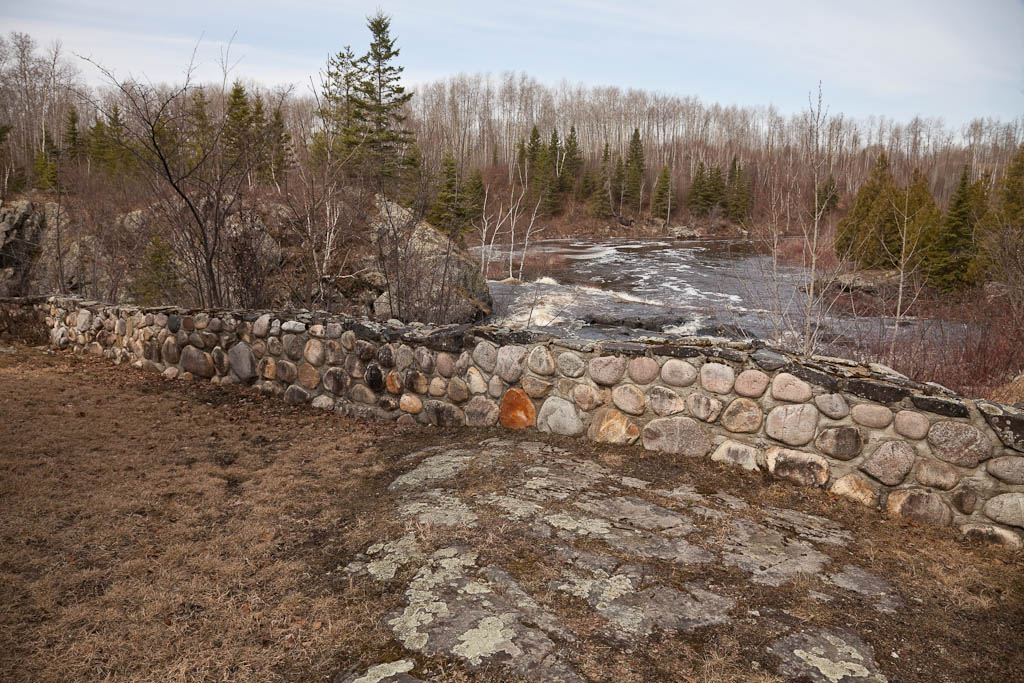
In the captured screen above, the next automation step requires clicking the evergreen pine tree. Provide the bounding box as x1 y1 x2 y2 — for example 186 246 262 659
651 165 672 221
706 164 725 210
924 166 982 292
428 152 461 232
836 152 894 266
687 161 709 216
624 128 645 213
461 168 485 229
525 126 543 178
354 11 414 182
223 81 253 171
64 109 85 163
612 156 625 214
816 173 839 216
589 143 614 218
562 125 582 195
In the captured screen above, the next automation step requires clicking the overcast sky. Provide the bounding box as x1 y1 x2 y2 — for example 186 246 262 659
4 0 1023 126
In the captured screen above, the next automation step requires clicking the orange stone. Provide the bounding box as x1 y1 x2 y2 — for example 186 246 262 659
499 388 536 429
385 370 403 394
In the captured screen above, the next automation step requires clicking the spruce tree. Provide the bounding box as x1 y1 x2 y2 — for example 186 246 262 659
612 156 625 214
64 109 85 163
836 152 894 266
624 128 645 213
223 81 252 171
687 162 709 216
924 166 982 292
816 173 839 216
589 143 614 218
525 126 543 178
428 152 463 233
651 165 672 221
355 11 414 182
707 164 725 209
562 125 582 195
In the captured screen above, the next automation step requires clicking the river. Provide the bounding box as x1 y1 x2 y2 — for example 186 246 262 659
483 237 945 353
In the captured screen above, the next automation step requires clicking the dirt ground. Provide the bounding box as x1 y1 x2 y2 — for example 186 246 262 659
0 345 1022 682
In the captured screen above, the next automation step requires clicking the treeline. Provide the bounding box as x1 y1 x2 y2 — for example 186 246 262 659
1 25 1023 313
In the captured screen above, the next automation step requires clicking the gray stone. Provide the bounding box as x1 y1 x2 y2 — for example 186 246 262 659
323 367 349 395
734 369 769 398
627 357 660 384
527 346 555 376
227 342 256 381
536 397 585 436
765 403 819 446
952 488 978 515
983 493 1024 528
720 398 762 433
180 345 215 378
660 359 697 387
851 403 893 428
642 417 711 457
340 330 356 351
686 393 722 422
814 427 863 461
465 396 500 426
75 309 93 332
428 377 447 397
710 440 759 471
765 447 830 487
611 384 646 415
556 351 585 378
281 320 305 333
814 393 850 419
927 421 992 467
284 385 310 405
861 441 916 485
588 356 627 385
699 362 735 394
894 410 930 439
311 395 335 411
447 377 469 403
161 336 180 365
977 401 1024 453
423 400 467 427
414 346 434 373
211 346 229 375
472 340 497 372
915 460 959 490
767 628 888 683
276 359 298 384
495 345 528 382
351 384 377 405
648 386 685 416
887 489 952 526
771 372 812 403
487 374 504 398
520 376 551 398
283 334 303 360
436 352 455 377
986 456 1024 484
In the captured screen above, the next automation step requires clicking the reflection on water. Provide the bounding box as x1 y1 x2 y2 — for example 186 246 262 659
483 238 923 348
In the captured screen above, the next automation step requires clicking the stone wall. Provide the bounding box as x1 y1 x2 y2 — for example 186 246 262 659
4 295 1023 548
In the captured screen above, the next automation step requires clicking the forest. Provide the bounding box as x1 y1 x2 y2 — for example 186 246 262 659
1 15 1023 395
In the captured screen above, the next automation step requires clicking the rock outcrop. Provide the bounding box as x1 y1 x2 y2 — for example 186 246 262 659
371 198 491 324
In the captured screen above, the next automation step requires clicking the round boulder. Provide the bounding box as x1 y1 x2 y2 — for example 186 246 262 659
641 417 711 457
927 421 992 468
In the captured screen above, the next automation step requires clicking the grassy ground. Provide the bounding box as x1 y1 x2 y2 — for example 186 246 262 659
1 345 1022 682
